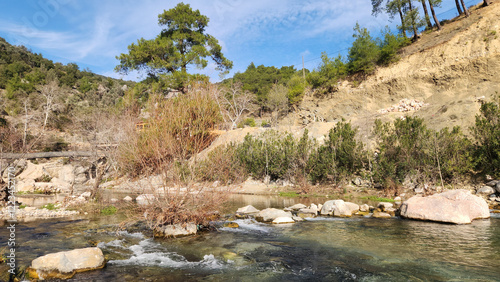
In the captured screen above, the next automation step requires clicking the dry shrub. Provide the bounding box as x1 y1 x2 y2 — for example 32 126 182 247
140 186 228 230
196 144 247 185
118 83 222 178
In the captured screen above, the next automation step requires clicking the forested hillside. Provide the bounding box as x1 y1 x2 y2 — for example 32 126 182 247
0 37 134 153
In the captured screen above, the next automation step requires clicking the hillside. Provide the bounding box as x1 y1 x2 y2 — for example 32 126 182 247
288 2 500 145
0 37 135 153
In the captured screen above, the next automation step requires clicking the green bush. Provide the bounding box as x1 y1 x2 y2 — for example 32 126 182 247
100 205 117 215
472 98 500 177
307 53 346 92
238 118 256 128
287 75 306 104
308 121 364 183
373 116 473 186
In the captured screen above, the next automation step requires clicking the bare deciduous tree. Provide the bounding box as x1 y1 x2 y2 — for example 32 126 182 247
41 80 58 129
213 82 253 129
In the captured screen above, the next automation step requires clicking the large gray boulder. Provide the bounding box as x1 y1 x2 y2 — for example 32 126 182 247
477 186 495 195
400 189 490 224
27 247 105 280
320 200 358 217
255 208 292 222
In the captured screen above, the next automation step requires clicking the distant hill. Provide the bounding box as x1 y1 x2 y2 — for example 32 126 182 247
0 37 135 153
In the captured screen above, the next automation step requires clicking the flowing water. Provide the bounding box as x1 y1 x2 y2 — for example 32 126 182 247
1 195 499 281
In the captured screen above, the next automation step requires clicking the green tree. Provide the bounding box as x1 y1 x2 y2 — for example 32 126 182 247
116 2 232 92
427 0 442 30
348 23 380 74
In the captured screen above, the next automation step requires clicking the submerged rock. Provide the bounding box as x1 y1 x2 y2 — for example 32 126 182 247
400 189 490 224
236 205 260 215
154 223 197 237
372 211 392 219
27 247 105 280
255 208 292 222
223 222 239 228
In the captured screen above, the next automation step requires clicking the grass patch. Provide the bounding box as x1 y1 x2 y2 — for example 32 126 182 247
359 196 395 202
42 203 58 210
100 205 117 216
18 204 27 209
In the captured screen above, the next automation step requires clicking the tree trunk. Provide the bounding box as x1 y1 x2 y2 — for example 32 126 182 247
483 0 489 6
460 0 470 17
420 0 433 30
455 0 464 15
398 8 408 38
408 1 419 41
428 0 442 30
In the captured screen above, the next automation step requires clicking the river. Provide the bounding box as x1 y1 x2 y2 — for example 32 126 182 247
1 195 499 281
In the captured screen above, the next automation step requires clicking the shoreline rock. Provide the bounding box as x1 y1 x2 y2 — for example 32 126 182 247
400 189 490 224
27 247 105 280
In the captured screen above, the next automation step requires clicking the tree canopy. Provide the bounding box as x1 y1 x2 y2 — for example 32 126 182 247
115 2 233 87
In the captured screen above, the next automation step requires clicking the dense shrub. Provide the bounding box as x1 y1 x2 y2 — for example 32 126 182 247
196 144 247 185
472 98 500 177
307 53 347 91
373 116 474 186
308 121 365 184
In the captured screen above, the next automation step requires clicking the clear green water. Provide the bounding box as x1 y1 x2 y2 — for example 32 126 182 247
1 202 499 281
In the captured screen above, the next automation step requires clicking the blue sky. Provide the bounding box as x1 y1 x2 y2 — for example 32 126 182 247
0 0 480 82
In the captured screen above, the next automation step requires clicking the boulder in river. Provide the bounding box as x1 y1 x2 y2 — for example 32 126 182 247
154 223 197 237
236 205 260 215
288 203 307 211
320 200 358 217
255 208 293 222
136 194 156 206
272 217 295 224
400 189 490 224
27 247 105 280
477 186 495 195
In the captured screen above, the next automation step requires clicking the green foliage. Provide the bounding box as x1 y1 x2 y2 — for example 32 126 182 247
42 203 58 210
360 196 395 202
307 53 346 91
238 118 256 128
100 205 118 215
227 63 296 105
236 131 298 181
287 75 306 105
116 2 232 91
373 116 474 185
308 121 364 183
348 23 380 74
377 27 408 65
472 98 500 177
